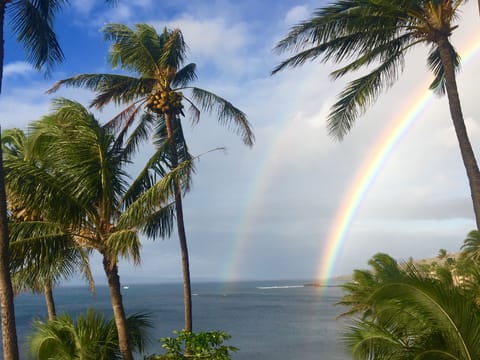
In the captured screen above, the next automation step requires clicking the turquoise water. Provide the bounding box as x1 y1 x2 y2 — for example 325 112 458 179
13 281 350 359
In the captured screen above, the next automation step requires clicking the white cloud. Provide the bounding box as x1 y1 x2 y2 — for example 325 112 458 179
71 0 95 14
3 61 34 78
284 5 310 26
158 15 249 75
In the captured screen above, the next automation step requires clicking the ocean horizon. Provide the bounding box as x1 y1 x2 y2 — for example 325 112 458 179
12 280 351 359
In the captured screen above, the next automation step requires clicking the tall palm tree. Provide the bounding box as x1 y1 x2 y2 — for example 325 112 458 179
0 2 117 358
273 0 480 231
48 23 255 332
4 99 183 360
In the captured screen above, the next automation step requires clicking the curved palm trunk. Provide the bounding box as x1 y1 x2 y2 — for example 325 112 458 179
437 36 480 231
102 254 134 360
44 282 56 321
0 3 20 359
164 113 193 332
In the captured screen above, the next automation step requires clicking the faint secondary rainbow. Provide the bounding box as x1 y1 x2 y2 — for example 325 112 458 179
316 36 480 283
223 112 301 281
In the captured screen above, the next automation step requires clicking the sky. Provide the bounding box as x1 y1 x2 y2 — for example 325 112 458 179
1 0 480 284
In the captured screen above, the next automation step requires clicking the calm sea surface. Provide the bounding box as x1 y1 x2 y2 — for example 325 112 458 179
13 281 351 359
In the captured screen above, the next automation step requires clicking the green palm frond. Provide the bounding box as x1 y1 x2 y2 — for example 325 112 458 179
4 158 90 227
189 87 254 146
105 230 141 265
48 74 154 108
2 128 30 160
28 310 151 360
327 52 405 139
118 160 193 230
158 27 187 71
370 278 480 359
345 319 414 360
137 203 176 240
152 115 193 171
115 110 156 160
8 0 67 73
77 249 96 296
104 23 161 77
121 142 171 207
461 230 480 261
172 63 197 88
105 101 147 147
427 43 461 95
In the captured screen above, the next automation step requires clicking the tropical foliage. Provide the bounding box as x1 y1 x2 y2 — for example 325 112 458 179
340 252 480 359
28 309 152 360
146 330 237 360
2 128 95 321
3 99 187 360
0 2 120 357
48 23 254 332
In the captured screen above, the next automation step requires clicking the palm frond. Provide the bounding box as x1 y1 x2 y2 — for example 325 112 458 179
172 63 197 88
117 110 155 160
2 128 28 160
105 229 141 265
105 101 146 147
48 74 154 109
158 27 187 71
8 0 68 73
137 203 176 240
121 142 172 208
370 277 480 359
327 50 405 140
427 43 461 95
461 230 480 261
189 87 254 146
4 158 90 227
117 160 194 231
104 23 161 77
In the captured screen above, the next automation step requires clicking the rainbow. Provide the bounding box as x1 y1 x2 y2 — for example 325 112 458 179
316 37 480 283
223 111 301 281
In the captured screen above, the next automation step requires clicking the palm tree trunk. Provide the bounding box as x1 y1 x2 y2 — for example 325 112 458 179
164 112 193 332
44 282 56 321
0 136 18 360
0 3 19 359
437 36 480 231
102 254 134 360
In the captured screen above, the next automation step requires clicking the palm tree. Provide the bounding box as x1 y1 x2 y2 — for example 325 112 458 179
2 128 95 321
48 23 255 332
4 99 183 360
273 0 480 232
28 309 151 360
0 2 116 358
462 230 480 261
344 266 480 359
438 248 448 260
337 253 404 318
341 254 480 359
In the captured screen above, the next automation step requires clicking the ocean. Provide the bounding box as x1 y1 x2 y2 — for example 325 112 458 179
13 281 351 359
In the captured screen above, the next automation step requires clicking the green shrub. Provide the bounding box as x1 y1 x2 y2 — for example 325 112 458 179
146 330 238 360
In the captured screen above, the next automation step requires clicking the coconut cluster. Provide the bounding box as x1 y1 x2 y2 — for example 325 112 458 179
146 91 183 115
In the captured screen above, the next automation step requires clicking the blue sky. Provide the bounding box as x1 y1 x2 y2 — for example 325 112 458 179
2 0 480 284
